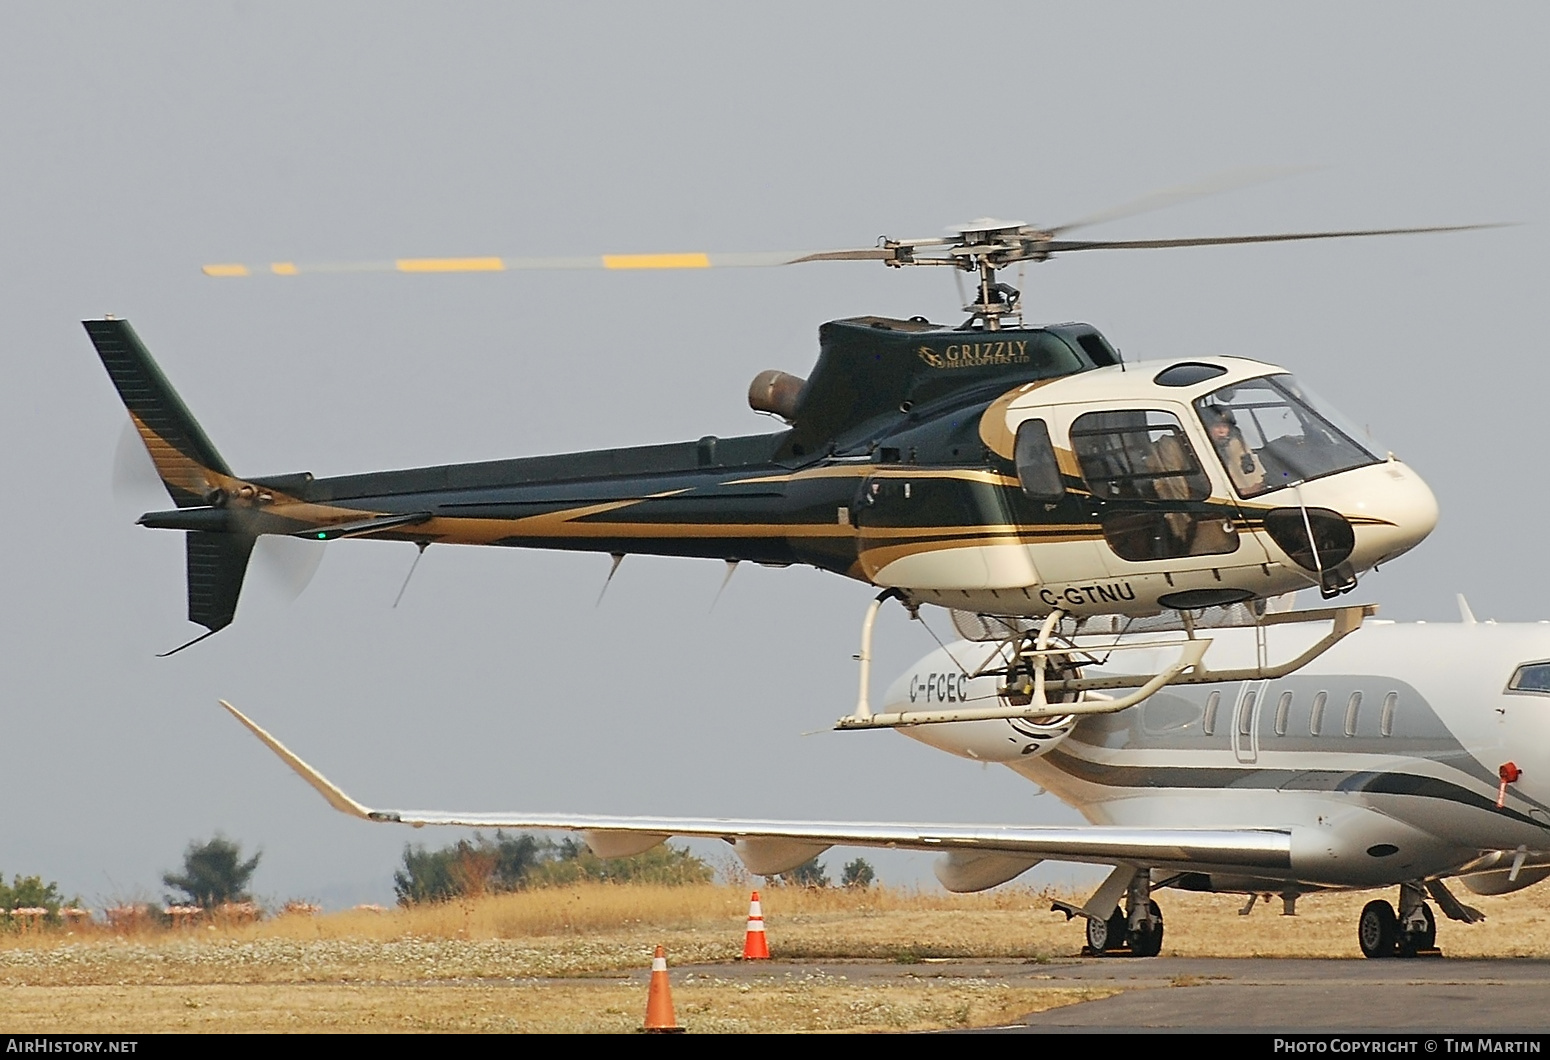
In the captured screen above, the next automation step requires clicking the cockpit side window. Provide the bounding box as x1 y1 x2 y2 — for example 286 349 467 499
1508 662 1550 694
1013 419 1065 499
1194 375 1380 497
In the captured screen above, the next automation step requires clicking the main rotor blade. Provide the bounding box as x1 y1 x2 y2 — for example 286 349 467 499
1046 166 1318 236
202 248 892 277
1041 223 1507 254
202 223 1507 278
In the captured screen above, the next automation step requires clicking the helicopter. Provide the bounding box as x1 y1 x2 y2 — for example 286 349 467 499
87 204 1490 721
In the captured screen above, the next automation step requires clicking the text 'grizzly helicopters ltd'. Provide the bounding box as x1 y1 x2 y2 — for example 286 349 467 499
87 187 1495 727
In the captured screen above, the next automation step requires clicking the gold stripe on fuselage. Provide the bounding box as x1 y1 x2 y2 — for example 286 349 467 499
725 466 1022 488
854 522 1101 542
854 535 1033 574
978 378 1066 461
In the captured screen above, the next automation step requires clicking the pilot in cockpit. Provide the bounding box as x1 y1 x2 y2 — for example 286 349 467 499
1203 405 1266 496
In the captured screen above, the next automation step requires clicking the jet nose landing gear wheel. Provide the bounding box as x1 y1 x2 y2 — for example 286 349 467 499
1359 899 1399 958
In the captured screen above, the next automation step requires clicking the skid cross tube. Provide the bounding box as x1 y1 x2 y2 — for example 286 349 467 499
835 602 1374 731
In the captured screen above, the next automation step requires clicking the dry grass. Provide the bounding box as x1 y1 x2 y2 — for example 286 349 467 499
10 881 1550 969
0 981 1115 1034
5 881 1550 1032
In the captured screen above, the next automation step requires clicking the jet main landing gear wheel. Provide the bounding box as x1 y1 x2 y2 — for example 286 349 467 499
1358 899 1399 958
1398 902 1436 957
1084 902 1164 956
1085 909 1128 953
1129 900 1165 958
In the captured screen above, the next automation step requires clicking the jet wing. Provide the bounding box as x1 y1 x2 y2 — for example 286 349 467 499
221 700 1292 874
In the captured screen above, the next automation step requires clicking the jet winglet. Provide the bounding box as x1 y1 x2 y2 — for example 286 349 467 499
218 700 375 820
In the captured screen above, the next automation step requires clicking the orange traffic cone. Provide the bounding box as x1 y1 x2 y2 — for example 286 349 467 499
742 890 770 959
640 944 684 1033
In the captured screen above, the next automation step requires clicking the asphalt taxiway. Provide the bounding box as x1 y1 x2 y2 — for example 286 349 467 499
667 956 1550 1032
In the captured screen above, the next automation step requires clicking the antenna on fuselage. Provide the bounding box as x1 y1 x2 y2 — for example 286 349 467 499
393 542 430 609
711 560 739 612
595 553 626 608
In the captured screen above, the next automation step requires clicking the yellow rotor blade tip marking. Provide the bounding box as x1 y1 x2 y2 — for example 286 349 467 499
270 262 298 276
202 264 250 277
396 257 506 273
602 253 711 270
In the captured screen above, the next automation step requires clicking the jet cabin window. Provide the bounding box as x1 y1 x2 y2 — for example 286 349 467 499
1194 375 1380 498
1070 409 1238 562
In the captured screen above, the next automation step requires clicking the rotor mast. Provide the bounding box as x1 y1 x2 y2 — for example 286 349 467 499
872 218 1054 331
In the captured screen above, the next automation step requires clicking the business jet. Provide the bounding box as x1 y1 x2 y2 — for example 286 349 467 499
222 601 1550 959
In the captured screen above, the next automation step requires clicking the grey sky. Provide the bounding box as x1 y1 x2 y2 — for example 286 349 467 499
1 3 1545 907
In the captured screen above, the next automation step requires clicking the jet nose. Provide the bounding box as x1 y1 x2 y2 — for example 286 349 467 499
1348 460 1439 568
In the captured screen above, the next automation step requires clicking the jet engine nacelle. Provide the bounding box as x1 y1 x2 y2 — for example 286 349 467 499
882 641 1078 762
934 849 1043 893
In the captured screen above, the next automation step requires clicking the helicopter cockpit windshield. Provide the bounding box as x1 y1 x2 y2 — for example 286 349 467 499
1194 375 1381 498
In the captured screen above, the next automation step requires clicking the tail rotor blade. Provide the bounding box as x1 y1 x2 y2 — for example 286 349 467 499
251 536 325 604
112 418 164 510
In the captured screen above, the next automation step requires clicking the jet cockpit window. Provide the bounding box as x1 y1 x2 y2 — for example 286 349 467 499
1194 375 1381 498
1508 662 1550 695
1070 410 1210 502
1013 419 1065 499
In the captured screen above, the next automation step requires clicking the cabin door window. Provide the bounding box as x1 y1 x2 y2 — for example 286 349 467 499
1069 409 1240 562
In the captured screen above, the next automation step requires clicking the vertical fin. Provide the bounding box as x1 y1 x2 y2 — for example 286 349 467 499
85 319 257 644
83 319 230 507
1456 594 1478 625
187 531 256 633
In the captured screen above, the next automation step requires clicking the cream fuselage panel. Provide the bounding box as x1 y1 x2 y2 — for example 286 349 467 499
894 357 1437 617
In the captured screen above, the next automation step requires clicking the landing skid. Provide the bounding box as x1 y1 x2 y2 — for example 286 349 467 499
836 590 1376 730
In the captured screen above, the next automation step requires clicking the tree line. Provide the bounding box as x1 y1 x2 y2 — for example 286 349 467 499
393 833 876 904
4 833 879 922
